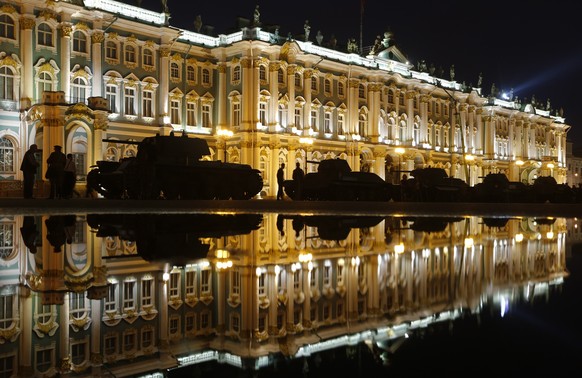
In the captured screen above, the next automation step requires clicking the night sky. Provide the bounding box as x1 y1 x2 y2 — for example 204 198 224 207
129 0 582 147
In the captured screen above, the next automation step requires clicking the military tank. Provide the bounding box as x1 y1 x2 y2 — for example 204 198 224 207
401 167 470 202
470 173 530 203
87 134 263 199
282 158 393 201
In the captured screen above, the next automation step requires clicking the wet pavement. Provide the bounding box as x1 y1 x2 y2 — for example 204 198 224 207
2 197 582 218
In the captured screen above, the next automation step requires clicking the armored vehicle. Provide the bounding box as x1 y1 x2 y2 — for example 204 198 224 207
470 173 530 203
531 176 575 203
401 167 470 202
87 134 263 200
282 158 393 201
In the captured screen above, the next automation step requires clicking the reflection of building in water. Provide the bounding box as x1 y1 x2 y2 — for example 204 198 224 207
0 214 569 377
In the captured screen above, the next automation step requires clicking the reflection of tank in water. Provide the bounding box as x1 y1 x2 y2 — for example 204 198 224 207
87 213 263 265
87 134 263 199
277 214 383 240
282 158 393 201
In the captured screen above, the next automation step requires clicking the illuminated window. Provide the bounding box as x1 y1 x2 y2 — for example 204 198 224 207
0 137 14 174
72 31 87 53
37 23 53 47
142 90 153 118
0 14 15 39
0 67 15 100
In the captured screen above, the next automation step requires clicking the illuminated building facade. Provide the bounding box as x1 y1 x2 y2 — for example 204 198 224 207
0 0 571 197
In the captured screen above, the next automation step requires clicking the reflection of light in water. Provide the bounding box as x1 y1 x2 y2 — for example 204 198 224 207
500 296 509 317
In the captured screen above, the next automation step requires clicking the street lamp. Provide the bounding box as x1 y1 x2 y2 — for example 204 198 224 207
547 162 554 178
299 137 313 172
216 128 233 162
516 159 524 183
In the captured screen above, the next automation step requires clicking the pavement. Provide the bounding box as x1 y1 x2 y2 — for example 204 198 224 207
2 197 582 218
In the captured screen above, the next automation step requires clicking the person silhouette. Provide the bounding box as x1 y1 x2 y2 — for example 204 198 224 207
277 163 285 200
20 144 40 199
46 145 66 199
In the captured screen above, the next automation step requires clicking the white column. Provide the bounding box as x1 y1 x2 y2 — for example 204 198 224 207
91 31 104 97
60 23 72 101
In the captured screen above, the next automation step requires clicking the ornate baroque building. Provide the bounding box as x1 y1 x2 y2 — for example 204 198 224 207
0 0 571 197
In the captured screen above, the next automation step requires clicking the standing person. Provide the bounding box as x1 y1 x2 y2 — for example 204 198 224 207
292 161 305 199
20 144 39 199
63 153 77 199
276 162 285 200
46 145 66 199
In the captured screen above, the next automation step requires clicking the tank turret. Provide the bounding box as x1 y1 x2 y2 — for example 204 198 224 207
87 134 263 199
282 158 393 201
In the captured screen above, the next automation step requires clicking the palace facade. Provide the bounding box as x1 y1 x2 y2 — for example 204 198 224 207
0 0 571 197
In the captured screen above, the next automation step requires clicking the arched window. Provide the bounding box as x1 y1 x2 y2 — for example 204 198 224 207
0 137 14 173
233 66 241 82
0 222 14 259
38 71 54 94
0 66 15 100
124 45 136 64
72 31 87 53
37 23 53 47
170 62 180 81
0 14 15 39
105 41 118 60
71 77 88 103
143 48 154 69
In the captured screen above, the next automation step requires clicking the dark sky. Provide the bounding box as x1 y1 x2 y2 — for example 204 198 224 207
132 0 582 146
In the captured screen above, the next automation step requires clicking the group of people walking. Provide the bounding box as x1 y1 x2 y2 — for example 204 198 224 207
20 144 77 199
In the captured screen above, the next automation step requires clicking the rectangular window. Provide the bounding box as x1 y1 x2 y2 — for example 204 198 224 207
185 270 196 296
201 270 211 294
233 102 241 127
36 348 52 373
202 104 212 128
143 49 154 68
142 328 153 348
71 341 87 365
231 270 240 296
324 112 331 133
259 102 267 125
258 273 266 297
124 87 135 116
310 109 318 131
105 283 116 312
186 102 196 126
104 334 117 355
169 271 180 298
294 108 302 128
337 113 345 135
0 295 13 328
123 332 136 352
169 315 180 335
123 281 135 310
142 91 153 118
185 313 196 332
141 278 153 308
323 265 331 286
170 99 180 124
0 356 15 377
106 85 117 113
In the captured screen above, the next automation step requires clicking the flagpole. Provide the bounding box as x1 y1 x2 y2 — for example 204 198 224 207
360 0 364 55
